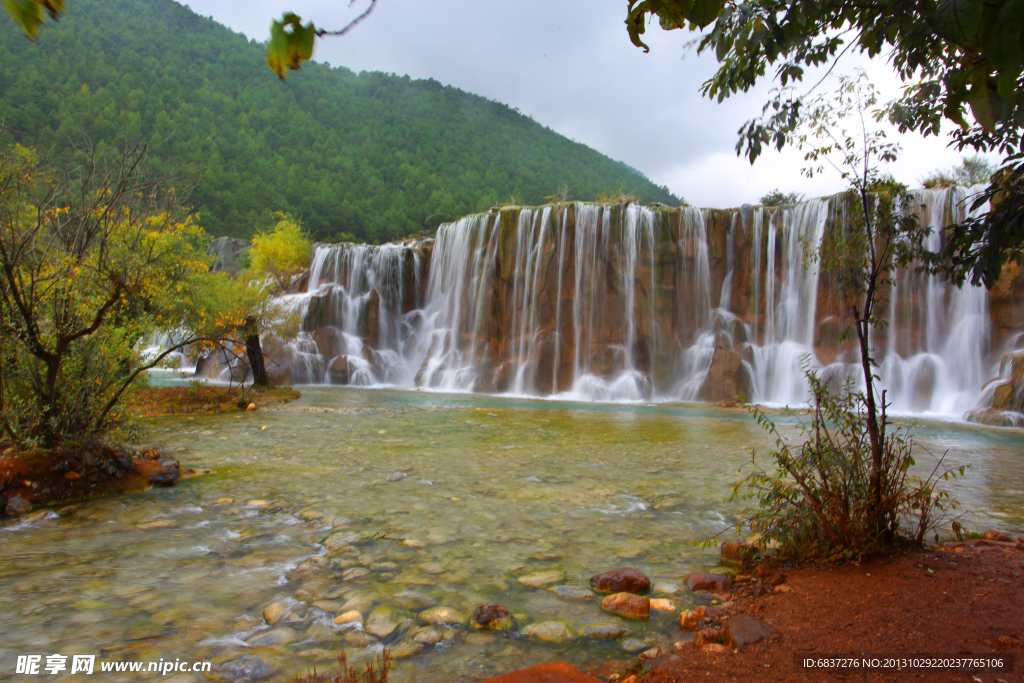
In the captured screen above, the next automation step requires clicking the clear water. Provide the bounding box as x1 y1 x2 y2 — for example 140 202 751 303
2 387 1022 682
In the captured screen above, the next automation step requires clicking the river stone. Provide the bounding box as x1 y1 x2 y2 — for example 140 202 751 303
419 606 466 625
217 655 276 682
365 606 401 638
685 572 733 593
721 539 750 564
389 642 424 659
580 622 630 639
323 531 359 550
393 590 436 610
650 598 676 611
262 602 292 625
652 582 680 594
589 568 651 595
621 638 650 653
601 592 650 620
20 510 57 524
5 495 31 517
149 467 180 486
343 630 378 647
413 626 444 645
679 610 700 631
245 627 299 647
517 570 565 587
342 567 370 581
419 562 445 574
471 603 513 630
546 585 595 601
334 610 363 626
722 615 776 651
522 620 576 643
313 600 341 613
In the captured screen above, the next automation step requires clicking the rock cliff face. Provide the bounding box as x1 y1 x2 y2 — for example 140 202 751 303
255 191 1022 420
207 237 250 273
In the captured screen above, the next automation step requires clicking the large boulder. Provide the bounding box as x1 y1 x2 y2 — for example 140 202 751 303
207 237 249 274
698 347 753 404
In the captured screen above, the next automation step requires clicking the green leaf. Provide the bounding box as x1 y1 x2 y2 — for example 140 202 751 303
931 0 986 47
4 0 44 38
265 13 317 79
688 0 725 28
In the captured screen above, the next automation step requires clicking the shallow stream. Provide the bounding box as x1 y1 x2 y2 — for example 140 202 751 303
2 387 1022 682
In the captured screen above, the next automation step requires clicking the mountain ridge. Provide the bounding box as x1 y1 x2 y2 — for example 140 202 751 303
0 0 682 242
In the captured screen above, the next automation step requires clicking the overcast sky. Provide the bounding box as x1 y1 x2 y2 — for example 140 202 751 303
178 0 996 208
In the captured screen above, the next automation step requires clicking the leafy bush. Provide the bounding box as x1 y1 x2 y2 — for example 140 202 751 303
248 213 312 289
734 370 964 561
921 155 996 189
759 189 805 206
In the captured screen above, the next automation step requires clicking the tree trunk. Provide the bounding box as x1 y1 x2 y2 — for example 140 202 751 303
244 316 268 387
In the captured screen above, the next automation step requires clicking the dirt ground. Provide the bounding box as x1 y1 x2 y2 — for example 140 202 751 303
628 543 1024 683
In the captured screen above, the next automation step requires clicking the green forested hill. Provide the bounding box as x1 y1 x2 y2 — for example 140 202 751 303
0 0 682 242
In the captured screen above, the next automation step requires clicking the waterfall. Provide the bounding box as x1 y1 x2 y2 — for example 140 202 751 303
253 190 1015 421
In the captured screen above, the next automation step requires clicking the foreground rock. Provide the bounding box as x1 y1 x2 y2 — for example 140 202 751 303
722 614 776 651
589 568 651 594
479 662 601 683
600 592 650 620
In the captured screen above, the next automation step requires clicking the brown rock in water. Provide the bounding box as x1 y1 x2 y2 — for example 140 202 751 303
149 467 180 486
589 568 651 594
472 603 513 630
721 538 752 564
698 347 752 404
329 356 351 385
685 572 733 593
678 610 700 631
478 662 602 683
983 530 1015 543
722 614 776 651
600 592 650 620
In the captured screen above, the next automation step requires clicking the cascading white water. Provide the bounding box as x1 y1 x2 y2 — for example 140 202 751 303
749 198 830 405
255 190 1011 420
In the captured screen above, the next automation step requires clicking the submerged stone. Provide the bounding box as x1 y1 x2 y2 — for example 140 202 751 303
216 655 276 682
517 570 565 587
419 606 466 625
580 622 630 639
365 606 401 639
546 585 595 601
245 626 299 647
522 620 576 643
